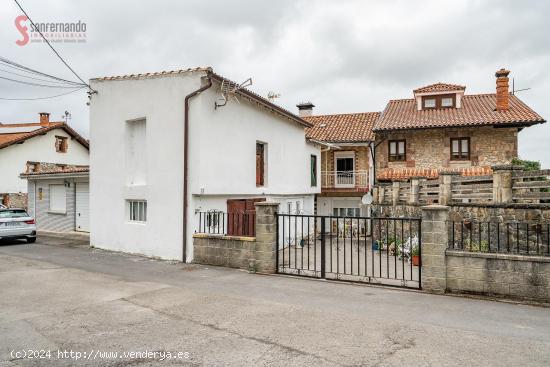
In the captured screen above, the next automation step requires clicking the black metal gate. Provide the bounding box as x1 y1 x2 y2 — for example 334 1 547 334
276 214 422 289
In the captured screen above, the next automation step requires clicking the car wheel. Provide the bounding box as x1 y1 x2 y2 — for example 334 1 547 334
27 237 36 244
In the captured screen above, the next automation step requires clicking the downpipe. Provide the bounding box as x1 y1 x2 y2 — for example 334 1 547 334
183 73 213 262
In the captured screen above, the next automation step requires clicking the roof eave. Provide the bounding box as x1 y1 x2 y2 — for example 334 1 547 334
373 119 546 133
209 73 312 128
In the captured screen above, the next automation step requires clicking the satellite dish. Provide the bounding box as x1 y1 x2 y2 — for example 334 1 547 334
362 193 373 205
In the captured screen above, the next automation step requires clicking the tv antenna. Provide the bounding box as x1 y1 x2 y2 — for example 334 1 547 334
215 77 253 109
62 110 71 123
512 78 531 95
267 91 281 102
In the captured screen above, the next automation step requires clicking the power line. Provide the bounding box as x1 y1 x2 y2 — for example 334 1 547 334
0 87 86 101
0 75 84 89
0 57 85 86
0 67 82 86
13 0 91 89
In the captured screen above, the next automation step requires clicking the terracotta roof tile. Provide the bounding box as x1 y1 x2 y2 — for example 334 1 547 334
375 94 545 131
304 112 380 143
377 166 493 181
413 82 466 94
0 122 89 150
20 162 89 177
91 67 212 81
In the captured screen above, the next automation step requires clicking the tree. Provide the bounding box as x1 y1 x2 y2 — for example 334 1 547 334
512 157 540 171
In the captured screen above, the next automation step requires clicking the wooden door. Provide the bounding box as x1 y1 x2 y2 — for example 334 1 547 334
227 198 265 236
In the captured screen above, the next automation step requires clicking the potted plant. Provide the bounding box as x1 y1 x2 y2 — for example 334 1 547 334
372 240 379 251
411 245 420 266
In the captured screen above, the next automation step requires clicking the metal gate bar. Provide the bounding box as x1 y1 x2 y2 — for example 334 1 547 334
276 213 422 289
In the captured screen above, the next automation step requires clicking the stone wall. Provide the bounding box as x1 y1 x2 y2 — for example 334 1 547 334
0 193 28 209
446 251 550 301
193 234 257 270
420 205 550 302
192 202 279 273
375 127 518 172
374 203 550 224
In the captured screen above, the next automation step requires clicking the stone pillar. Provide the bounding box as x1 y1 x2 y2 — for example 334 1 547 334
254 202 279 273
372 187 379 205
392 181 400 206
492 165 517 203
438 172 458 206
421 205 450 293
378 185 386 204
409 178 420 204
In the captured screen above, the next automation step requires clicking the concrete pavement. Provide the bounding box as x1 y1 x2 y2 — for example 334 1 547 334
1 235 550 366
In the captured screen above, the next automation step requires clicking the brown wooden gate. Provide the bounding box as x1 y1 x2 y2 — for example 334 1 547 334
227 198 265 236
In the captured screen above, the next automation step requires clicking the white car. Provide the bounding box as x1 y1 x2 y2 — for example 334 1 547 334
0 208 37 243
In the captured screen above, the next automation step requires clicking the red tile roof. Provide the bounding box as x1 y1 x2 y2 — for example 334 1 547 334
0 122 89 150
304 112 380 143
375 94 545 131
413 83 466 94
20 162 89 177
377 166 493 181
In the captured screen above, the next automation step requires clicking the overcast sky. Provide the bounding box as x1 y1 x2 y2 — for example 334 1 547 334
1 0 549 166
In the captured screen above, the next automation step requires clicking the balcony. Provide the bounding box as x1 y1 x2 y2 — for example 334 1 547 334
321 170 369 191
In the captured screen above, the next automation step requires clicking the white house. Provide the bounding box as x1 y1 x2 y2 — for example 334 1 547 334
0 113 89 208
89 67 321 262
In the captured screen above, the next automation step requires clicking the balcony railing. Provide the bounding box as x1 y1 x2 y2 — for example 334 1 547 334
321 170 369 189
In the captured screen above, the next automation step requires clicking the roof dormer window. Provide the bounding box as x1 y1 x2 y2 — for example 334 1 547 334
421 94 456 110
423 98 436 109
414 83 465 111
441 96 454 108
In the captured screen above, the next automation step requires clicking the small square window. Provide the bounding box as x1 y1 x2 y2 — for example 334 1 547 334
423 99 436 108
55 136 68 153
389 140 406 162
450 138 470 160
441 97 454 107
128 200 147 222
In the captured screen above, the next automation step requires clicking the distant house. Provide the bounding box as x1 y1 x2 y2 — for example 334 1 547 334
0 113 89 208
20 162 90 233
89 67 320 261
302 103 379 218
373 69 546 181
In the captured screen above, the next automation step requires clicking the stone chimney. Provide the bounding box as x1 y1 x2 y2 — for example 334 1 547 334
296 102 315 118
39 112 50 126
495 69 510 111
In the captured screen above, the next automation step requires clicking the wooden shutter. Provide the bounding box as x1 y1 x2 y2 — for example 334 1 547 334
227 198 265 236
256 143 264 186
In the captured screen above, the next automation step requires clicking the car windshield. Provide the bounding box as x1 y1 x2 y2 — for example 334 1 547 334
0 209 29 218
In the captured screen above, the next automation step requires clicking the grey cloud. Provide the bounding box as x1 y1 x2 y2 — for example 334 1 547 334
0 0 549 165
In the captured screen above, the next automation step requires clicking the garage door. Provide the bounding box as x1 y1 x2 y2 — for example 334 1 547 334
75 183 90 232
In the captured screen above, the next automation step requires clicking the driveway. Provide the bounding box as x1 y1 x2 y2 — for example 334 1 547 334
1 236 550 366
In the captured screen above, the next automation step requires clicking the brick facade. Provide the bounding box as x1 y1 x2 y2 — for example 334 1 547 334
375 126 518 172
321 146 371 173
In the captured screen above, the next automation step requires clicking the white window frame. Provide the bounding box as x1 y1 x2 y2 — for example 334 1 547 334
334 151 356 188
128 200 147 223
49 184 66 213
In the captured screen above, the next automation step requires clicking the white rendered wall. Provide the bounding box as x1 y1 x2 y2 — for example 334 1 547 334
0 128 89 193
90 72 320 261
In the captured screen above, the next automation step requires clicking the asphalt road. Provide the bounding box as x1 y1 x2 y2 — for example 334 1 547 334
1 235 550 366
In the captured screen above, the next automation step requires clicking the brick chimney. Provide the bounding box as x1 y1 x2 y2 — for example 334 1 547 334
495 69 510 111
296 102 315 118
39 112 50 126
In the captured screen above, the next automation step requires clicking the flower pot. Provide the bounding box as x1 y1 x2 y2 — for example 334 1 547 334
372 241 379 251
412 255 420 266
